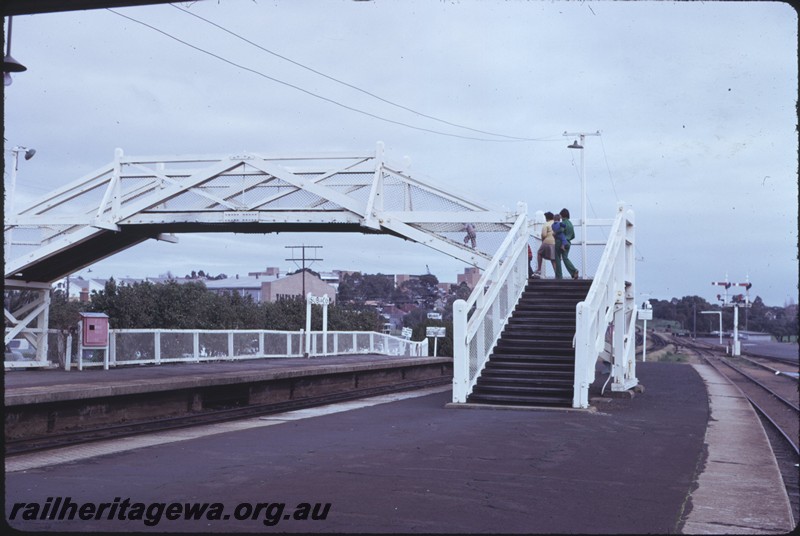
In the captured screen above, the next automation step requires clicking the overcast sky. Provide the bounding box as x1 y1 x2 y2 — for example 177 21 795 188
4 1 797 306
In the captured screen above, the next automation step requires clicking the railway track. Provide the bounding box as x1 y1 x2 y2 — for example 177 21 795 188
682 340 799 519
5 376 450 457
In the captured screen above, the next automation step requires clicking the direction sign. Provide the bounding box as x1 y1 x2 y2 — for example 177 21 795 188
426 327 446 338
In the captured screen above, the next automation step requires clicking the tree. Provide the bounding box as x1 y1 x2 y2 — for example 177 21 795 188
48 289 87 331
393 274 440 309
337 272 395 305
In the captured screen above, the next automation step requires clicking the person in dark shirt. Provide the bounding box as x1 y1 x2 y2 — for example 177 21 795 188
555 208 579 280
551 213 568 251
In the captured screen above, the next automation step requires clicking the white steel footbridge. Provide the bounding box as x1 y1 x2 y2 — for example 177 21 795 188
4 142 638 408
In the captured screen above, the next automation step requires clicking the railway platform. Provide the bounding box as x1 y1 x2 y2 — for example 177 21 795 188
4 361 795 533
4 354 452 441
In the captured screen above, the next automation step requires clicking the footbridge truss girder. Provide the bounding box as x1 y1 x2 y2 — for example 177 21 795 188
5 143 523 285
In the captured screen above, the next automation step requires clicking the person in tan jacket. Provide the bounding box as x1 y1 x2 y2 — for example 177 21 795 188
532 212 557 278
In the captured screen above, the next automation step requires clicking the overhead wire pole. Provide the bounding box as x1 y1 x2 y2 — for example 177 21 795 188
564 131 600 276
285 245 323 302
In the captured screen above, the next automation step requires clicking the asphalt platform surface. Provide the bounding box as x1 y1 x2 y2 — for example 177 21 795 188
4 361 721 534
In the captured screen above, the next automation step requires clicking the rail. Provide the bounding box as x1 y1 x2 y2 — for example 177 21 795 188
573 203 637 408
452 203 529 403
64 329 428 370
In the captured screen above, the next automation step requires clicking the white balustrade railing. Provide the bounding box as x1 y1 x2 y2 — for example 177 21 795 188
64 329 427 369
452 203 529 403
573 203 637 408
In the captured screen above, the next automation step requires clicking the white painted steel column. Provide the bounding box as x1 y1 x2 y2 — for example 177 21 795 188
322 295 329 355
39 288 51 363
642 316 648 363
65 334 73 371
305 293 312 357
77 321 84 371
611 215 626 390
624 207 637 387
452 299 468 403
110 332 116 366
573 302 590 408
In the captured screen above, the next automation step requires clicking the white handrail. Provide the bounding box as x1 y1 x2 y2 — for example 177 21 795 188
573 203 637 408
452 203 529 403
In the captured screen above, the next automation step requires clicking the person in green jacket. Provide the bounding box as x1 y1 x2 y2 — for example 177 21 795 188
555 208 579 279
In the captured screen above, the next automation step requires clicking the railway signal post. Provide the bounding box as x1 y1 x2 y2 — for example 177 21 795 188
712 276 752 356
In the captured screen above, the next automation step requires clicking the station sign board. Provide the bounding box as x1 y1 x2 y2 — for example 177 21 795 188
426 327 446 338
427 312 442 320
638 309 653 320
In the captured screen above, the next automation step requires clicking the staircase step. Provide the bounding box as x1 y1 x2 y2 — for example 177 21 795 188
495 332 575 341
487 353 574 362
485 362 573 371
476 376 572 387
466 393 573 406
493 348 574 357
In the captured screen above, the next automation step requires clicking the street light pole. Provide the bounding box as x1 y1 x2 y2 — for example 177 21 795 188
565 130 600 276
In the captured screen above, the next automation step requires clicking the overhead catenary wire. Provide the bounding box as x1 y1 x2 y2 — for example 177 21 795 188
107 8 560 144
170 4 552 143
599 135 621 202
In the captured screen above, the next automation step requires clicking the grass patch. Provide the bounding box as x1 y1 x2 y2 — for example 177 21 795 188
659 351 689 363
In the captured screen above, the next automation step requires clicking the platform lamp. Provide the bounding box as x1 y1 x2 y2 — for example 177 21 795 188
9 145 36 212
4 16 28 86
6 146 36 260
565 131 600 276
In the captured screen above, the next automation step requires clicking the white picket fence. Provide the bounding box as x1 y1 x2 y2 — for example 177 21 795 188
63 329 428 370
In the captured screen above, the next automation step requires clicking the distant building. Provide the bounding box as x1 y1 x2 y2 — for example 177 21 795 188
204 274 274 302
318 270 342 292
261 270 336 303
57 276 131 302
457 267 481 288
247 266 281 278
737 331 773 342
395 274 413 286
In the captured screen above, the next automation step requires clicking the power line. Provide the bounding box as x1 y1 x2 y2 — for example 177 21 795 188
171 4 551 143
107 8 558 143
598 135 621 202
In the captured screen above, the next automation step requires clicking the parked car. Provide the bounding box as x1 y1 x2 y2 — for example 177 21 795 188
5 339 35 361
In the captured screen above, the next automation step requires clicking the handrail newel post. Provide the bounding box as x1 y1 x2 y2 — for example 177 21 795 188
453 299 468 403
